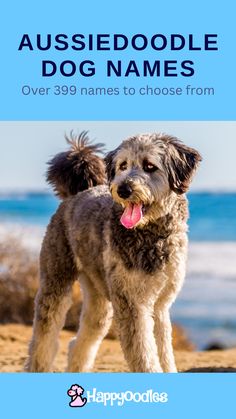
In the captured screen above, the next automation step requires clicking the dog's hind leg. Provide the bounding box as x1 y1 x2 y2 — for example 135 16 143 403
25 284 73 372
25 216 77 372
67 274 113 372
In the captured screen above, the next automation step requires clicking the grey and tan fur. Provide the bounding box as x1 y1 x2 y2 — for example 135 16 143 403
25 131 201 373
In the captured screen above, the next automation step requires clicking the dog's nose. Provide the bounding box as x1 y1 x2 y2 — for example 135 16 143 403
117 183 133 199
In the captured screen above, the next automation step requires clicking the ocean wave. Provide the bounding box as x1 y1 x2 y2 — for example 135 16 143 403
188 242 236 279
0 223 44 252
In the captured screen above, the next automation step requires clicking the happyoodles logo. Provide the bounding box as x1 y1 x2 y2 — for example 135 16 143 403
67 384 168 407
67 384 87 408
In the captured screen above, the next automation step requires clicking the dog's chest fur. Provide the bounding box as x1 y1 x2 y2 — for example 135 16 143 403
110 207 178 274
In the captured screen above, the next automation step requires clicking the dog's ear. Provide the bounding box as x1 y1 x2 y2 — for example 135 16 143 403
165 138 202 194
104 148 120 183
76 386 84 396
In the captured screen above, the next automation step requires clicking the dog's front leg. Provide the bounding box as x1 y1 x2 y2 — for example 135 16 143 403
112 292 162 372
154 258 187 373
154 304 177 373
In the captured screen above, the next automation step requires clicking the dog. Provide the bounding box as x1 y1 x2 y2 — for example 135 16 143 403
67 384 87 407
25 131 201 373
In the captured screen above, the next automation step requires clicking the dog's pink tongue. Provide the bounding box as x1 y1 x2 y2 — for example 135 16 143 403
120 203 143 229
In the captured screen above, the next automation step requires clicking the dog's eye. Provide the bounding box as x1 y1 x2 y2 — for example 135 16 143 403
143 161 158 173
119 161 127 171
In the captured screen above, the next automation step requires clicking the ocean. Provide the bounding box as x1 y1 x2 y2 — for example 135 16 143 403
0 191 236 349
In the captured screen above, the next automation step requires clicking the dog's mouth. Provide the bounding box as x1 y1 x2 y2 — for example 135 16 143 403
120 202 146 229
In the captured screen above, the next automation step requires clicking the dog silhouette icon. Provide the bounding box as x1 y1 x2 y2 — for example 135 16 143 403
67 384 87 407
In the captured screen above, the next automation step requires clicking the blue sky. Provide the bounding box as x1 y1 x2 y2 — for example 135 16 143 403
0 121 235 192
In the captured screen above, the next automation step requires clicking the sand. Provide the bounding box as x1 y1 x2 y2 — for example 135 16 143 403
1 324 236 373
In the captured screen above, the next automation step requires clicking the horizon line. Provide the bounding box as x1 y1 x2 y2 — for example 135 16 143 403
0 188 236 195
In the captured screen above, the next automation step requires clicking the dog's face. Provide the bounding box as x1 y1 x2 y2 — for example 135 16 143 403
67 385 84 397
105 133 201 229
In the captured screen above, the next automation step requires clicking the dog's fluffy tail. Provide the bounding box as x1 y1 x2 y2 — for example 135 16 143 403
46 131 106 199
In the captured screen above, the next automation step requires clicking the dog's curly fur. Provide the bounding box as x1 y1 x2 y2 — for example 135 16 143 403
25 132 201 373
47 131 106 198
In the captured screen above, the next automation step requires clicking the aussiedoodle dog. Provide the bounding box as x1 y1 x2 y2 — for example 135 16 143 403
25 131 201 373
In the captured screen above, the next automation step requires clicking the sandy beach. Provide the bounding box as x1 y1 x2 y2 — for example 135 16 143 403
1 324 236 373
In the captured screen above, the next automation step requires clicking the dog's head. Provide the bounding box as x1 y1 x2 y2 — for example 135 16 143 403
67 384 84 397
105 133 201 229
